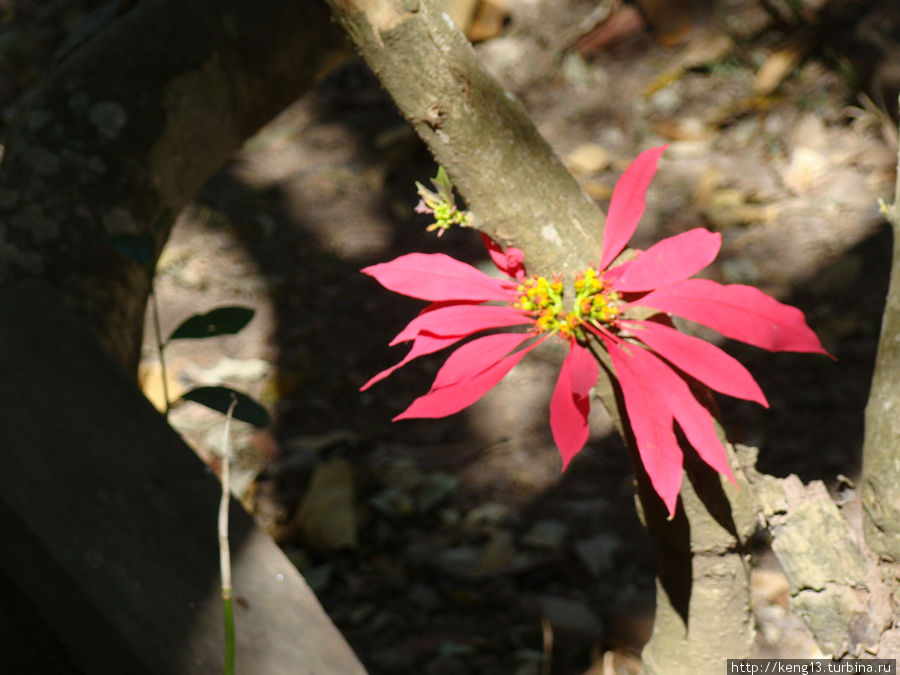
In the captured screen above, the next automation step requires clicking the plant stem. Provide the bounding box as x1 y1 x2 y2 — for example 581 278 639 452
150 282 171 417
219 396 238 675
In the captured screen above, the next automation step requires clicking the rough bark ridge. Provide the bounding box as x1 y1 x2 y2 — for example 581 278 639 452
0 0 345 373
741 446 896 657
325 1 756 671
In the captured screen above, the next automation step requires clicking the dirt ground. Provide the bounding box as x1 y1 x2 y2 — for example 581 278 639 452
5 0 900 672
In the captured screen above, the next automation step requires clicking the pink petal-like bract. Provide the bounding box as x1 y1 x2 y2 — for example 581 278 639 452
613 228 721 292
431 332 535 390
481 233 526 280
602 336 683 516
361 333 463 391
394 336 541 420
363 253 513 303
622 342 736 485
599 145 667 270
390 303 529 345
550 342 599 469
635 278 830 355
622 319 768 407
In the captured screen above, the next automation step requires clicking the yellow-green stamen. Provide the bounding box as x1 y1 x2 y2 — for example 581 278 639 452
513 267 620 341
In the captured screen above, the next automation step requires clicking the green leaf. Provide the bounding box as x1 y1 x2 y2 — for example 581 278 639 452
178 386 270 427
167 306 255 342
433 165 455 203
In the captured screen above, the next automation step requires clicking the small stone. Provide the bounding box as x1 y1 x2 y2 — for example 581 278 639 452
89 101 127 140
781 146 827 194
565 143 611 176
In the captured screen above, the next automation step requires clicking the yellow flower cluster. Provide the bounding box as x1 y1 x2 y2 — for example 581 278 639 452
514 267 620 341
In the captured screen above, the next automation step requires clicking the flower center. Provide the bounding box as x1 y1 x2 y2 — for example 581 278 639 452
513 267 621 340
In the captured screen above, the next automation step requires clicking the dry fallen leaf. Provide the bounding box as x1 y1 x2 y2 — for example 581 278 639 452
467 0 508 42
643 32 733 97
754 30 814 95
694 168 777 229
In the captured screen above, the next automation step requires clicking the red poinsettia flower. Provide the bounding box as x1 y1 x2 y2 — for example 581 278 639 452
361 146 829 516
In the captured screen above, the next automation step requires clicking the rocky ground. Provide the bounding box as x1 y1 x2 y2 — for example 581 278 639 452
4 0 899 672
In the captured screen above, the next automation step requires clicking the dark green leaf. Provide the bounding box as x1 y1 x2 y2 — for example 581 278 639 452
167 306 255 342
178 386 270 427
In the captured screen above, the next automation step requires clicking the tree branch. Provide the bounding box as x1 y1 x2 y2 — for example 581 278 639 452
862 97 900 560
326 0 604 278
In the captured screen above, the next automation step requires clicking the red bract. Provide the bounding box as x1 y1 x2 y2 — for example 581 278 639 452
362 146 829 517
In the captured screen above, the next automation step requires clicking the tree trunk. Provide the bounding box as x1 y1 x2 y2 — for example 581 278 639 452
0 0 345 374
638 442 757 674
862 107 900 561
325 0 757 670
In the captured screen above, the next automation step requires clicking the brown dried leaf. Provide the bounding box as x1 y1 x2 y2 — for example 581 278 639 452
754 32 814 95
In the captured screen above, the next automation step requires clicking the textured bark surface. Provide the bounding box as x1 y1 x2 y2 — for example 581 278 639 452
0 0 345 374
637 441 757 674
741 445 894 657
326 1 757 670
862 122 900 561
326 0 604 279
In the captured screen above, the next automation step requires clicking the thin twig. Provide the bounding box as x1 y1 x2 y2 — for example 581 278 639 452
540 615 553 675
219 395 238 675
